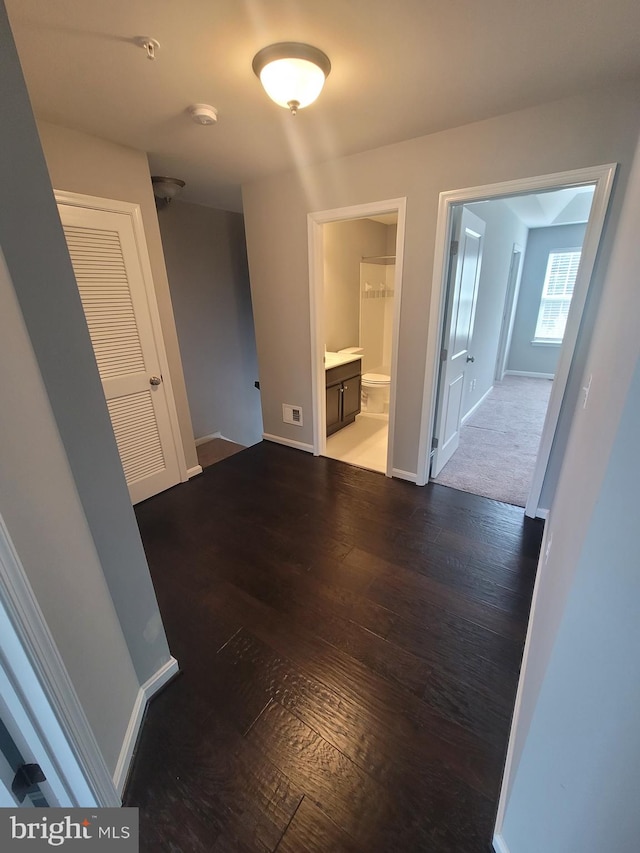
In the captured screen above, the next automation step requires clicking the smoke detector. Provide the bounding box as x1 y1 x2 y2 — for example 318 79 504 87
189 104 218 125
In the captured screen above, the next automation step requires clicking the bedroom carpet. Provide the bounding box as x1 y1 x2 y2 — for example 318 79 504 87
432 376 553 507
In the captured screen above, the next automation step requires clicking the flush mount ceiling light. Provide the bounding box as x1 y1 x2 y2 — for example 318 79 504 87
151 176 185 208
252 42 331 115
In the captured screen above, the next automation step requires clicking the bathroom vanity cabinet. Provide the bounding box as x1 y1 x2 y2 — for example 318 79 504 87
326 359 361 436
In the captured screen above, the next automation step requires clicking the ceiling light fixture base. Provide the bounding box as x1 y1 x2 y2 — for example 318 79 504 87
136 36 160 61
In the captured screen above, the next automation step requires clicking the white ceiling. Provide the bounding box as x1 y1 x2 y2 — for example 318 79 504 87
7 0 640 212
501 186 596 228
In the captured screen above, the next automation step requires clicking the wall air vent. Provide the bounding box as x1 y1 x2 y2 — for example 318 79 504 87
282 404 303 426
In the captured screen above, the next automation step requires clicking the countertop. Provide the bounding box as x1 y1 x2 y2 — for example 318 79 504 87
324 352 362 370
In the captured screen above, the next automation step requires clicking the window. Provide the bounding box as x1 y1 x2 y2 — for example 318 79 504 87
533 249 581 344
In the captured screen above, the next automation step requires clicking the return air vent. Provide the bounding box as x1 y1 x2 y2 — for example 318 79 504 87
282 404 303 426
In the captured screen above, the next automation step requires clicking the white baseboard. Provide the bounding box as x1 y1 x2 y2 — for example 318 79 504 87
492 833 510 853
505 370 554 380
187 465 203 478
392 468 417 482
113 656 179 796
262 433 314 453
194 432 222 446
536 507 550 520
461 385 493 424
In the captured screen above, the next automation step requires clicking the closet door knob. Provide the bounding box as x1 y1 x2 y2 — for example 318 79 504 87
149 376 162 386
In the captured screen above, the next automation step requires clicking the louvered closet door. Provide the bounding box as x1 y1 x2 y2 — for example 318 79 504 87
58 203 181 504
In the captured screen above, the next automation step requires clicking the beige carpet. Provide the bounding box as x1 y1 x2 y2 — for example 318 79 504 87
432 375 552 506
196 437 246 469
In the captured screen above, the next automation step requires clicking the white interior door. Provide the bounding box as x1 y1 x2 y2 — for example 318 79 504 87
431 206 485 476
58 202 182 504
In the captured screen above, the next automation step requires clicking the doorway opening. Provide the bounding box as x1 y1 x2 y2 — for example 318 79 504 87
308 199 407 476
417 164 616 515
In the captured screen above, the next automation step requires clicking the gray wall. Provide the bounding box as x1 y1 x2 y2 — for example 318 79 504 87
36 120 198 472
503 359 640 851
499 132 640 849
0 2 168 768
463 199 528 415
323 218 388 352
508 223 587 376
242 83 640 485
0 250 140 774
158 201 263 447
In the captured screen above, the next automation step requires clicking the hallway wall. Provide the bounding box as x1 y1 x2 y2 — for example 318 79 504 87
243 83 640 489
158 201 263 447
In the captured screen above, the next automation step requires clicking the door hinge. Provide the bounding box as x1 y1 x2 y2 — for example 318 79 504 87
450 240 459 256
431 437 439 450
440 348 448 362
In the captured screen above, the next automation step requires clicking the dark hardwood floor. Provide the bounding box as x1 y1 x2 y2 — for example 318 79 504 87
125 441 543 852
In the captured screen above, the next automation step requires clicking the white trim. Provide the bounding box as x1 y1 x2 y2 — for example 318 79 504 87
492 833 511 853
262 433 314 453
391 468 417 483
0 513 119 807
416 164 617 503
493 516 552 840
53 190 189 485
194 432 223 446
142 655 180 697
112 656 179 796
535 507 550 520
307 198 407 478
461 385 493 425
187 465 203 478
504 370 555 380
0 626 76 806
112 693 144 798
523 168 614 516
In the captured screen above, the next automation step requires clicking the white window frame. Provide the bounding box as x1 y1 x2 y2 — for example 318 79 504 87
532 248 582 345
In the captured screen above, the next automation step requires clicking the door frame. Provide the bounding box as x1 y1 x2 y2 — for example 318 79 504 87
308 198 407 477
494 242 524 382
416 164 616 517
54 190 188 487
0 512 119 807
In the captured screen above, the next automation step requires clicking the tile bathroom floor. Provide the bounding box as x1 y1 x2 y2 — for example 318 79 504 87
325 413 388 473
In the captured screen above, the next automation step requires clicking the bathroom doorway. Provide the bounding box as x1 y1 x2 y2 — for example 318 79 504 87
307 199 407 476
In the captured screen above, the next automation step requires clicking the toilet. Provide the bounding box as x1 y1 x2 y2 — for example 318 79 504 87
337 347 390 414
361 371 391 413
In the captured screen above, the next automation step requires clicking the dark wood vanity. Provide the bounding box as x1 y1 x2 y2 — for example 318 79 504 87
326 358 362 436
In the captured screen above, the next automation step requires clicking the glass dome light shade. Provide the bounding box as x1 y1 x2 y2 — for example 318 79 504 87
253 43 331 112
260 58 326 109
